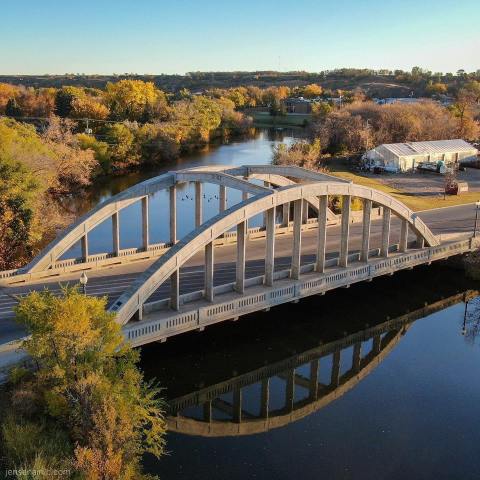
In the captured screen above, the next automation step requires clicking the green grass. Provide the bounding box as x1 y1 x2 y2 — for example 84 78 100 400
251 112 311 127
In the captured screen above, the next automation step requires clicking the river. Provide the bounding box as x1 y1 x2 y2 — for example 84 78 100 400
139 264 480 480
67 128 480 479
61 127 300 259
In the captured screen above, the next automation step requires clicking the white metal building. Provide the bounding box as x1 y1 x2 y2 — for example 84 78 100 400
365 139 478 172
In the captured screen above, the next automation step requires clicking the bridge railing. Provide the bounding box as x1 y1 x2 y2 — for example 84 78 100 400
123 237 476 348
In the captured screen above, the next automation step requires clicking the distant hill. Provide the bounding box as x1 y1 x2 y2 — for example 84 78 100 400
0 69 474 97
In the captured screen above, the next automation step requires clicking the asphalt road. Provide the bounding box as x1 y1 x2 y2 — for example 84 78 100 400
0 202 477 343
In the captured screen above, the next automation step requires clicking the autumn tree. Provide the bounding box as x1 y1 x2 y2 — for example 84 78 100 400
425 82 448 96
273 139 324 169
301 83 322 98
1 287 166 479
262 86 290 106
104 122 140 170
77 133 111 173
105 80 169 122
171 96 222 143
70 95 110 120
54 86 86 117
5 97 22 117
41 116 98 190
0 82 20 114
313 100 467 154
16 87 56 117
0 155 39 269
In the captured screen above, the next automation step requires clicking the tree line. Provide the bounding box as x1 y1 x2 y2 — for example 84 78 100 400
1 66 480 92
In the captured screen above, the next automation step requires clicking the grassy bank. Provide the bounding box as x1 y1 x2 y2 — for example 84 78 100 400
251 111 311 127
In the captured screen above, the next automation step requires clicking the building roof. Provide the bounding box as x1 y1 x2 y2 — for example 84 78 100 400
378 139 478 158
284 97 311 104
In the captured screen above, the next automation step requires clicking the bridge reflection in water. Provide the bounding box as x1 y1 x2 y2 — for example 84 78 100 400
150 278 477 437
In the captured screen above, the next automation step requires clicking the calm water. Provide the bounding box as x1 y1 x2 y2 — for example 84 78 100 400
61 127 300 259
140 264 480 480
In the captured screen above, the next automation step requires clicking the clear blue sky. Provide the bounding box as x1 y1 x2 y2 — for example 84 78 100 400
1 0 478 74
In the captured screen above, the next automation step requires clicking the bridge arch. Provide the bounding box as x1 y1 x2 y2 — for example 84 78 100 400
167 326 406 436
109 181 438 325
23 171 272 274
23 165 349 276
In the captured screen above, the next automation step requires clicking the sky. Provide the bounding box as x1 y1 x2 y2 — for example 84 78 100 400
1 0 479 75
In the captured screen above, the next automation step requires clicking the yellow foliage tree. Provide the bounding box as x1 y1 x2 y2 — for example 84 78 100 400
70 95 110 120
1 287 166 480
105 80 168 121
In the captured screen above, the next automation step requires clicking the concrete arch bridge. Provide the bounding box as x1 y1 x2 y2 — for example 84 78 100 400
0 165 478 353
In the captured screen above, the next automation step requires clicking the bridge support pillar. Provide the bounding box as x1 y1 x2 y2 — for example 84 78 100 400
361 199 372 262
236 221 246 294
81 234 89 262
339 195 351 267
170 269 180 311
282 202 290 228
302 199 308 224
141 196 149 250
170 185 177 244
331 350 341 388
309 359 319 400
291 199 303 280
400 219 408 252
242 190 249 229
381 207 391 257
204 242 214 302
133 306 143 322
316 196 328 273
195 182 203 227
416 234 425 249
261 378 269 419
263 182 270 226
233 387 242 423
219 185 227 212
373 334 382 354
353 342 362 372
285 368 295 413
203 401 212 422
112 212 120 256
265 208 276 287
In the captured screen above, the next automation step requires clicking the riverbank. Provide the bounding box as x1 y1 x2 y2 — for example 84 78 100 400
251 111 312 127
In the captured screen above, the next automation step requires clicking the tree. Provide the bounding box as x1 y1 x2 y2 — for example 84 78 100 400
104 122 140 170
0 82 20 114
105 80 168 121
0 156 39 269
1 287 166 479
18 87 56 117
301 83 322 98
273 139 324 169
54 86 85 117
5 97 23 117
70 95 110 120
77 133 111 173
425 82 448 96
171 96 222 143
41 117 98 190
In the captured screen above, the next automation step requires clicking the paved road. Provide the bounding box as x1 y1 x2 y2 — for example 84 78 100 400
0 203 477 343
